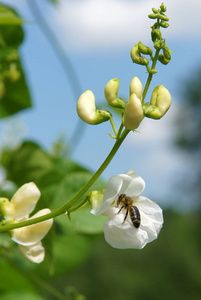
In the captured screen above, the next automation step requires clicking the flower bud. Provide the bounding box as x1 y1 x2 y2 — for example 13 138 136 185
144 85 171 119
124 94 143 130
11 208 53 246
160 21 169 28
158 54 171 65
77 90 111 125
104 78 125 109
130 44 149 66
138 42 152 56
129 76 143 101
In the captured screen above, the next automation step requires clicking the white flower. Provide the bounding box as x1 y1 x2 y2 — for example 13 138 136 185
91 170 163 249
0 183 53 263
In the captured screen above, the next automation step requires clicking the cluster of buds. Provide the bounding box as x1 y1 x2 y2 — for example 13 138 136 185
0 183 53 263
130 42 156 75
77 75 171 132
149 3 173 65
76 3 172 133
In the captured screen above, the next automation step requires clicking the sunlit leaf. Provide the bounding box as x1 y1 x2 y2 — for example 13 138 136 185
0 6 31 118
0 5 25 25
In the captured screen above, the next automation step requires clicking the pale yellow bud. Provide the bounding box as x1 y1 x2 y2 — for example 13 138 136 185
129 76 143 101
144 85 171 119
77 90 111 125
104 78 119 103
104 79 125 109
124 94 143 130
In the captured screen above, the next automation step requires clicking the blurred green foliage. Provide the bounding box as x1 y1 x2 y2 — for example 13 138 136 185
0 4 25 25
1 210 201 299
0 6 31 118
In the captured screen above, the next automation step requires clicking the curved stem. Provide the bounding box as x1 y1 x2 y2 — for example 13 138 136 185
109 117 118 136
0 129 129 232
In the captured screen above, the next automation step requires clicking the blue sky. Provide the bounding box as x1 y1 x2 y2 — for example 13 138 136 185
1 0 201 210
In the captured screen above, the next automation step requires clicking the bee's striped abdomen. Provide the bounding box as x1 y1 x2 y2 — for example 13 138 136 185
130 205 141 228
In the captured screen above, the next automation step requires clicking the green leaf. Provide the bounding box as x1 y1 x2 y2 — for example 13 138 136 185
0 141 87 188
0 6 31 118
0 261 37 292
67 205 106 234
0 5 25 25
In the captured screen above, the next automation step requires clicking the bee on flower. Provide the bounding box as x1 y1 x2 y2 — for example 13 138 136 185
90 170 163 249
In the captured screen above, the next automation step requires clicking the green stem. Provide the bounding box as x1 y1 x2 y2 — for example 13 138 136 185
109 117 118 136
0 129 129 232
116 122 124 139
142 48 160 103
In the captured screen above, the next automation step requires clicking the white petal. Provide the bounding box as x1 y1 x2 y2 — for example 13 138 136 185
12 209 53 246
103 208 148 249
137 196 163 242
103 197 163 249
9 182 41 219
92 175 123 215
137 196 163 223
124 173 145 197
18 241 45 263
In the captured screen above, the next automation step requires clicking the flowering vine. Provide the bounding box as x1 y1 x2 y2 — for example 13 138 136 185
0 3 172 262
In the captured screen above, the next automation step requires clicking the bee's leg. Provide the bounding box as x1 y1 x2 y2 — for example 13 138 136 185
115 205 125 215
122 208 129 224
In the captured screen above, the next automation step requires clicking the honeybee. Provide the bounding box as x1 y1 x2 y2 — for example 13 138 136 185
116 194 141 228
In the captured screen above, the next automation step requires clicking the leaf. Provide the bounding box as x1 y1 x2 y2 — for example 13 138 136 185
0 261 37 292
67 205 107 234
0 5 25 25
1 141 87 189
0 6 31 118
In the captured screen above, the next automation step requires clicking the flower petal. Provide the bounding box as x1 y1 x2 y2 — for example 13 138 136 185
92 175 123 215
124 173 145 197
9 182 41 219
136 196 163 242
103 196 163 249
11 209 53 246
103 208 148 249
18 241 45 263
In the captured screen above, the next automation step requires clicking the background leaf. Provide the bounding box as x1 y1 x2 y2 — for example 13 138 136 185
0 5 31 118
0 5 25 25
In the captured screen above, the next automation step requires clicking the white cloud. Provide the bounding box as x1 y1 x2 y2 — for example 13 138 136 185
52 0 201 52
